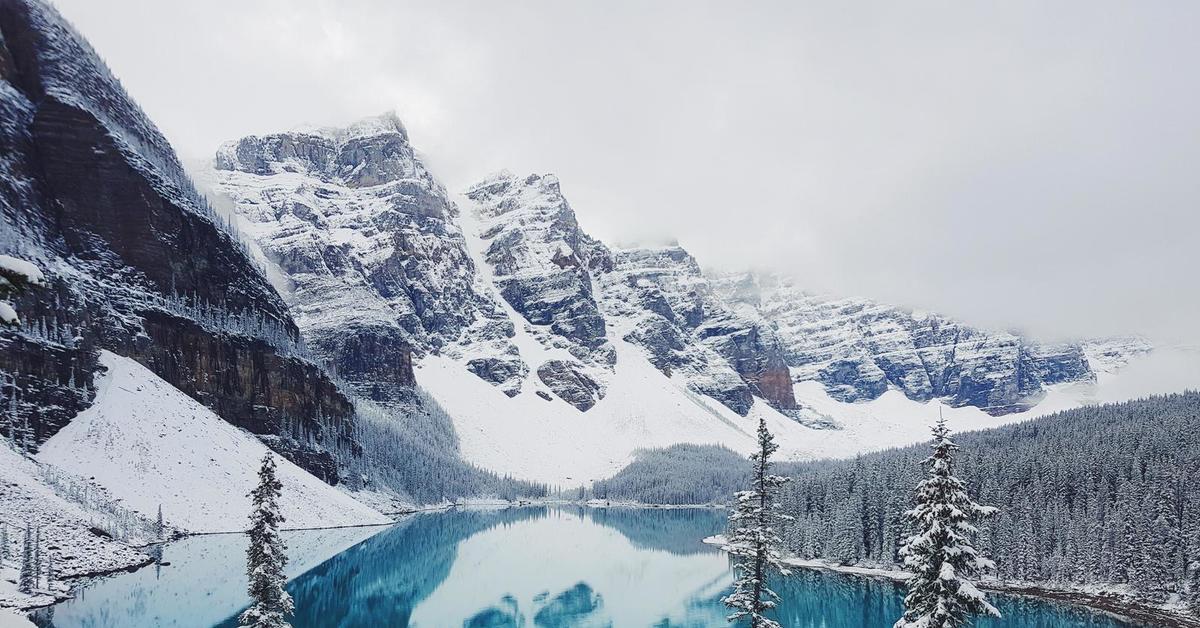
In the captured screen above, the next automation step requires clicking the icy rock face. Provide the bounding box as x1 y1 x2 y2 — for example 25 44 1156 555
595 244 799 417
205 113 522 399
0 0 353 479
465 172 615 410
722 273 1116 415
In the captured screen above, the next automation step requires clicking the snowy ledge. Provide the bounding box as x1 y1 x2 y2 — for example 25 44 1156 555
701 537 1200 627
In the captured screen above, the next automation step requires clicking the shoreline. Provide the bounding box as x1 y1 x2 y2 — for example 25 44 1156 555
704 536 1199 628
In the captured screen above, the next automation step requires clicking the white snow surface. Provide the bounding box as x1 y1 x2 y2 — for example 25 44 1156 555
37 351 390 533
0 445 148 610
0 302 17 326
421 343 1199 487
0 255 44 285
0 609 36 628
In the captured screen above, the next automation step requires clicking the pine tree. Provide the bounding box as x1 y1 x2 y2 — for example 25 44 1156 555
722 417 792 628
895 416 1000 628
240 454 293 628
1 523 8 564
18 522 35 594
156 504 165 540
1189 561 1200 616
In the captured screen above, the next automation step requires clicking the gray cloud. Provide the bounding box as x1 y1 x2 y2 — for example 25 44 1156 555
54 0 1200 343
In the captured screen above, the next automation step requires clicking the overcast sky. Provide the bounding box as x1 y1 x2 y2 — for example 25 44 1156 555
53 0 1199 344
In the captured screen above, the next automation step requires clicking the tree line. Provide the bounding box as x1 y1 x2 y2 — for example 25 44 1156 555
778 392 1200 607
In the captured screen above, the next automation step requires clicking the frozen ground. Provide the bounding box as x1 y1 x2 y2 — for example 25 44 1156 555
37 352 391 533
0 445 149 612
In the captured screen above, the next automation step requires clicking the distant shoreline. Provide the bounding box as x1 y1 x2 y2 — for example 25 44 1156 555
703 536 1200 628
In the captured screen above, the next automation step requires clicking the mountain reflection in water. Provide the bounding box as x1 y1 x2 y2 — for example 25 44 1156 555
40 506 1137 628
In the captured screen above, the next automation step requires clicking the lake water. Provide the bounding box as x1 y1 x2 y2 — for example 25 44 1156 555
36 507 1140 627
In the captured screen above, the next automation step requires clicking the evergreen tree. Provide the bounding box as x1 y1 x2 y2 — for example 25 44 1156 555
240 454 293 628
156 504 165 540
18 522 35 594
722 417 792 628
1 523 8 564
895 416 999 628
1189 561 1200 616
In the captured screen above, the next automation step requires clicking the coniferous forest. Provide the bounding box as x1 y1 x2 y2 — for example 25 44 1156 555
778 392 1200 604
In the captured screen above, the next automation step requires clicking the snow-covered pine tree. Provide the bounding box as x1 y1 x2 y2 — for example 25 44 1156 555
156 504 165 540
1 523 7 564
722 417 792 628
45 550 54 590
33 525 41 581
1189 561 1200 616
895 415 999 628
240 454 293 628
18 522 34 594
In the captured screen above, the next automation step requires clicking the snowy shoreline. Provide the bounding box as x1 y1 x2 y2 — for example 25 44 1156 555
704 535 1200 627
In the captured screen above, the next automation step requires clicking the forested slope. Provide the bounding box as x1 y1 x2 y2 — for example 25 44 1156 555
780 392 1200 603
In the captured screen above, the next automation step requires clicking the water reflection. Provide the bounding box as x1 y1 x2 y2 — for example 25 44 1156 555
41 506 1138 628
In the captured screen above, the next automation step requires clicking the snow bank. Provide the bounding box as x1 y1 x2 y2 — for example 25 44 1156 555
37 351 390 533
0 255 45 286
0 608 36 627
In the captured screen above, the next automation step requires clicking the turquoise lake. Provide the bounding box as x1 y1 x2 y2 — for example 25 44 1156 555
36 507 1141 627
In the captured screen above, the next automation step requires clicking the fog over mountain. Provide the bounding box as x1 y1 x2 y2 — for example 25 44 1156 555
51 0 1200 344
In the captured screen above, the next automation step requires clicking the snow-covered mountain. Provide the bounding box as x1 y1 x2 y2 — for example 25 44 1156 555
198 113 1167 486
0 0 356 484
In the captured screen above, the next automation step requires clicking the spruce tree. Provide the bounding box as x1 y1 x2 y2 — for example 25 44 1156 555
240 454 293 628
156 504 165 540
895 416 999 628
722 417 792 628
1189 562 1200 616
18 522 35 594
1 523 8 564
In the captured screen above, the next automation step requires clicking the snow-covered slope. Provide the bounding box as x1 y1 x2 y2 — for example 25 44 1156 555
37 351 390 533
0 444 150 573
202 115 1182 488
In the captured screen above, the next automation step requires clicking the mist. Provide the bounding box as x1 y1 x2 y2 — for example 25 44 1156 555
51 0 1200 344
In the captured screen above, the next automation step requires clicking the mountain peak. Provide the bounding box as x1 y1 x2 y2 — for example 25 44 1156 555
311 110 409 144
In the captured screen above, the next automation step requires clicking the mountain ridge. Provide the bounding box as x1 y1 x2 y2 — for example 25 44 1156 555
197 111 1163 484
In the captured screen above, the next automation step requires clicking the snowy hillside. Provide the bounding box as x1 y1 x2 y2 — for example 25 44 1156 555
194 113 1189 488
37 352 390 533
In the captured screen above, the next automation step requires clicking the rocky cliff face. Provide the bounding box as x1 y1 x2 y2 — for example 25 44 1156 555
0 0 353 480
717 273 1144 415
203 113 519 401
206 113 1149 423
464 172 615 410
593 244 801 418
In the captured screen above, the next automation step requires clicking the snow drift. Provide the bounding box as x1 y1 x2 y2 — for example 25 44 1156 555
37 352 390 533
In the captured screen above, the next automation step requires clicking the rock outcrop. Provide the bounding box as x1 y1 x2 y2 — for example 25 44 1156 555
465 172 615 408
204 113 519 400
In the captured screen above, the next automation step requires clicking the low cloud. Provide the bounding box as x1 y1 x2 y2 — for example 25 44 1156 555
55 0 1200 343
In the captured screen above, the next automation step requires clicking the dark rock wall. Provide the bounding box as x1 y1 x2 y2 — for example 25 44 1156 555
0 0 355 480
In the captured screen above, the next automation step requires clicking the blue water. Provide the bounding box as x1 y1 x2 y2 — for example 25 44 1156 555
39 507 1140 627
